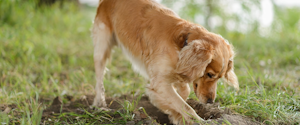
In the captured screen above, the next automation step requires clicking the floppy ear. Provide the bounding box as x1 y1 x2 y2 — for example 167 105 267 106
225 60 239 90
176 40 214 82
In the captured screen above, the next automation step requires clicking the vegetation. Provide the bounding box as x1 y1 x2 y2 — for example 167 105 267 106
0 0 299 124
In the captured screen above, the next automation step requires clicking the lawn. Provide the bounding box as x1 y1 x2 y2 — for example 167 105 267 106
0 0 299 124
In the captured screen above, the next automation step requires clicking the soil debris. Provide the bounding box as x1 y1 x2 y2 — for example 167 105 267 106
41 95 259 125
187 99 231 120
0 104 17 114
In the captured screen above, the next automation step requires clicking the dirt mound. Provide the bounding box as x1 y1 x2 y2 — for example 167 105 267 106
0 104 17 114
42 95 259 125
187 100 259 125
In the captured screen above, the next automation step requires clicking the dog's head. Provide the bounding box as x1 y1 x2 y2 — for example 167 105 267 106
175 27 239 104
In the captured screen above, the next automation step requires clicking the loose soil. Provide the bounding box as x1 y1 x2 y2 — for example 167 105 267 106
1 95 260 124
41 95 259 125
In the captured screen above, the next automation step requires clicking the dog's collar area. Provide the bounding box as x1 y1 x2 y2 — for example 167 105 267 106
183 39 188 48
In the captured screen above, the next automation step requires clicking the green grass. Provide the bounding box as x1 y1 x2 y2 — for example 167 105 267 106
0 0 299 124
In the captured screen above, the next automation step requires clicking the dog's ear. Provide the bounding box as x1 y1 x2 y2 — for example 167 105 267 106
176 40 214 82
174 32 189 48
224 59 239 90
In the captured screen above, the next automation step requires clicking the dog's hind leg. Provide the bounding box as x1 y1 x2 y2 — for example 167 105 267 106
92 18 114 107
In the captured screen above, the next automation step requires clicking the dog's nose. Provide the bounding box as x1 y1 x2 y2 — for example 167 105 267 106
207 99 213 104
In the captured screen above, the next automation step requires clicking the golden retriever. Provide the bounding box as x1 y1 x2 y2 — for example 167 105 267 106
91 0 239 124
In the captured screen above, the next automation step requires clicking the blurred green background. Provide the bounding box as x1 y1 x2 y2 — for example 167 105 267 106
0 0 299 124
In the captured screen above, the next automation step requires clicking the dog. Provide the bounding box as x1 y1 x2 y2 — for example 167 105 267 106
91 0 239 124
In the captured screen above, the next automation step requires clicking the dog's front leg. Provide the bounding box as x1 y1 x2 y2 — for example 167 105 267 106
146 78 203 124
174 83 190 101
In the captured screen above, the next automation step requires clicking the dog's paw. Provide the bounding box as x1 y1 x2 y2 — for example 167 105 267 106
98 107 112 112
90 105 112 112
169 112 205 125
92 99 107 107
169 113 191 125
192 119 211 125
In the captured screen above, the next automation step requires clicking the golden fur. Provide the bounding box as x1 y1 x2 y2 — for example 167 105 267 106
92 0 239 124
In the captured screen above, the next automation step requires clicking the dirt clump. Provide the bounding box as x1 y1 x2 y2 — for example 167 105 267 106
41 95 259 125
0 104 17 114
187 99 227 120
187 99 259 125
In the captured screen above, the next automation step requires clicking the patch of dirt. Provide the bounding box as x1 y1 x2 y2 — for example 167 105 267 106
187 100 259 125
41 95 260 125
0 104 17 114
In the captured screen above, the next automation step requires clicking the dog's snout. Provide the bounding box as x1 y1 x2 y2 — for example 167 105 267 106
207 98 213 104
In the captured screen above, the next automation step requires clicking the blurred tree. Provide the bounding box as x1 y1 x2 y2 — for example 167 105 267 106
271 0 300 33
0 0 80 26
37 0 79 8
161 0 261 33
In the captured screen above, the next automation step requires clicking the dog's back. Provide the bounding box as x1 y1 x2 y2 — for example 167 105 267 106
95 0 187 52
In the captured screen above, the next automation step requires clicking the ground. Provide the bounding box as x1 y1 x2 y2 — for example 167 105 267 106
1 94 260 124
0 1 299 125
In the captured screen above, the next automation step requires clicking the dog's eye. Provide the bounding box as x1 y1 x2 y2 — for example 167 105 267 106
207 73 214 78
195 84 198 88
183 39 188 47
